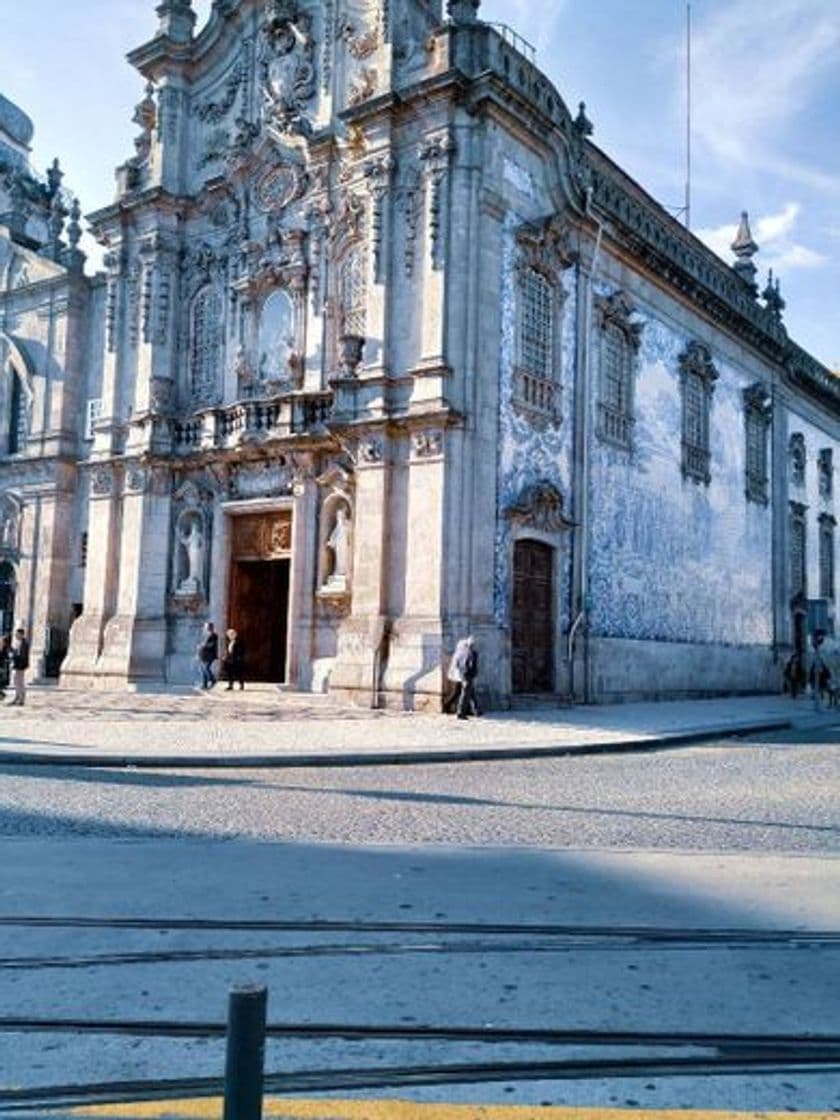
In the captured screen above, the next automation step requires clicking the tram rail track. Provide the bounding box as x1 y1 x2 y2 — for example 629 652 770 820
2 1051 840 1112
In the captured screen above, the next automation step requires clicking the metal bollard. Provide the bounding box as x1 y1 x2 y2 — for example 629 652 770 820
223 984 268 1120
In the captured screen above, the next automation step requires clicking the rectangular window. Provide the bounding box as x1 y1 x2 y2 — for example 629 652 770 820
80 531 88 569
520 270 553 380
820 515 836 601
85 398 103 441
743 384 770 505
790 504 807 599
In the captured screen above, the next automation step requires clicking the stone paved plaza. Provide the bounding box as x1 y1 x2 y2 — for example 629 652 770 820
0 686 832 761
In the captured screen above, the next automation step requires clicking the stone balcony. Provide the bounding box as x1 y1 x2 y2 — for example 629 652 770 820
171 389 333 457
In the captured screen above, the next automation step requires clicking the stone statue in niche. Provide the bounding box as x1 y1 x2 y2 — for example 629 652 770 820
175 511 205 595
0 505 17 550
324 505 350 590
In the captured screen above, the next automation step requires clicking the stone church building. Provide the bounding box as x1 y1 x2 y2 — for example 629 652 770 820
0 0 837 706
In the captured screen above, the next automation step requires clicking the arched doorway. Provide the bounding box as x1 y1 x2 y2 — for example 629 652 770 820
511 539 554 693
0 560 16 638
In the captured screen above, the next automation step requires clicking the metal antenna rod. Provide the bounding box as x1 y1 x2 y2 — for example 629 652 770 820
685 2 692 230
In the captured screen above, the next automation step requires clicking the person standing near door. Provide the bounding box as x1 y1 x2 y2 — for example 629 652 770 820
197 621 219 690
223 628 246 691
8 626 29 706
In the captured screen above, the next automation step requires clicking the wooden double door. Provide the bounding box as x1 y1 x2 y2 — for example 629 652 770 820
511 539 554 693
227 512 292 684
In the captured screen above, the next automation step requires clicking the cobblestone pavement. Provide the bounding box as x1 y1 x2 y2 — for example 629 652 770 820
0 686 832 760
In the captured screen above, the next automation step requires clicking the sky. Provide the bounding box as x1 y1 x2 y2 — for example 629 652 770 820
2 0 838 369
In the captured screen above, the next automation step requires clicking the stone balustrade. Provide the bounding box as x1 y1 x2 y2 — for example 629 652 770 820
172 390 332 455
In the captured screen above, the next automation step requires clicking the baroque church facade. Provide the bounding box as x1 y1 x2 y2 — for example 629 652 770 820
0 0 837 706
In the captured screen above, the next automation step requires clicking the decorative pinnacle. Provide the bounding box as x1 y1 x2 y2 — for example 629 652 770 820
762 268 785 322
731 210 759 295
447 0 480 23
573 102 594 137
156 0 196 43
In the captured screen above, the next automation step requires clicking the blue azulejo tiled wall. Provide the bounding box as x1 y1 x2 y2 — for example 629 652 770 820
588 295 773 647
494 215 576 630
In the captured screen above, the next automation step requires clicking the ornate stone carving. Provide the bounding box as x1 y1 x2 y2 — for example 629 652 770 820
516 215 576 280
348 66 378 105
150 376 175 414
818 448 834 500
260 0 316 140
90 464 115 498
103 251 121 354
358 436 383 464
399 165 423 277
124 463 147 494
0 495 20 552
171 480 213 600
419 132 456 270
364 154 395 282
411 429 443 459
256 161 309 212
594 290 643 350
506 480 572 534
193 56 245 123
228 458 294 498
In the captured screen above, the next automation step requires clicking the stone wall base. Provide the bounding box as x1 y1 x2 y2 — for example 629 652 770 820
588 636 780 703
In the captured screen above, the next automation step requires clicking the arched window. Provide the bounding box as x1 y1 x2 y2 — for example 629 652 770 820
189 286 222 404
258 290 295 382
338 249 366 337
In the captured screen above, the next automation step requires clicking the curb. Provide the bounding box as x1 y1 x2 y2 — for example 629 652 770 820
0 719 792 769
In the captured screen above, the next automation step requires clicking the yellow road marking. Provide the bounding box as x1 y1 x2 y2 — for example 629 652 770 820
72 1098 840 1120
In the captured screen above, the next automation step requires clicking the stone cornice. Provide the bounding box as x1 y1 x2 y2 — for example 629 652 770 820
87 188 187 233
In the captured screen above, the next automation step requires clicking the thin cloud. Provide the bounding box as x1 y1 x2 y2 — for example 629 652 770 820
688 0 840 188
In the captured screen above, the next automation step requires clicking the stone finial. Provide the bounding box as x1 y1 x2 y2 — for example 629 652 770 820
67 198 82 250
731 210 759 295
447 0 480 23
155 0 196 43
762 268 785 322
573 102 594 137
46 157 63 198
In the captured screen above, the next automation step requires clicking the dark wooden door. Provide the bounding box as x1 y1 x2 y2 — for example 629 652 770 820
512 539 554 693
228 559 290 682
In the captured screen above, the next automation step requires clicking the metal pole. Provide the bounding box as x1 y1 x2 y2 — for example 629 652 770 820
223 984 268 1120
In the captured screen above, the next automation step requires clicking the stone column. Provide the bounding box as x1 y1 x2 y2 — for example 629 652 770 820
287 465 319 689
330 433 390 703
97 463 173 683
61 462 123 685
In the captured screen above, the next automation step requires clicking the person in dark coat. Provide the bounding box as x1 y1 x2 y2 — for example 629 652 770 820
452 635 479 720
223 628 246 691
197 621 219 690
9 626 29 706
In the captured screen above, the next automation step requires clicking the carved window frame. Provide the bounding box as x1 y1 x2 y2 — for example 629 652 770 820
818 448 833 500
789 432 806 488
188 285 223 407
819 513 836 602
512 218 574 426
678 341 718 485
742 382 772 505
789 500 808 601
595 291 642 450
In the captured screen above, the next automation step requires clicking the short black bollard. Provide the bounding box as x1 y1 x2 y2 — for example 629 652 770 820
223 984 268 1120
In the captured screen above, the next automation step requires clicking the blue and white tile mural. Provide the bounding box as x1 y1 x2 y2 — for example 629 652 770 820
494 215 576 629
588 289 773 646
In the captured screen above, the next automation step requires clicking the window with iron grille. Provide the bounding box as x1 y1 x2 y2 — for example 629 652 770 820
7 367 26 455
819 514 836 601
80 531 88 569
789 432 806 488
679 341 717 485
189 286 222 404
789 502 807 599
743 383 771 505
339 249 367 338
84 398 103 441
595 291 642 449
818 448 833 500
519 269 553 380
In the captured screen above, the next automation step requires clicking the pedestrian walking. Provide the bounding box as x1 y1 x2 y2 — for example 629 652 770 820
0 635 10 700
222 628 246 691
447 635 479 720
783 652 805 699
197 621 219 690
809 631 829 712
8 626 29 706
